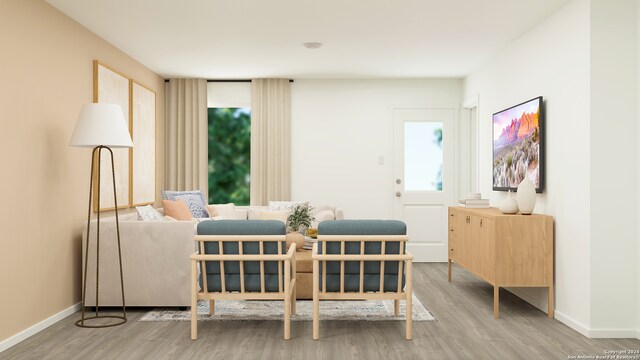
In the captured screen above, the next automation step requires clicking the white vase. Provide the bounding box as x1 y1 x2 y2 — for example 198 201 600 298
517 177 536 215
499 191 519 214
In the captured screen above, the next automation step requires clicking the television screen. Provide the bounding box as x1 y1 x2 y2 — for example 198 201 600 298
492 96 544 192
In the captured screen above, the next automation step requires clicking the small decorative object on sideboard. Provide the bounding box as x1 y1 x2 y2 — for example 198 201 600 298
498 190 519 214
517 176 537 214
459 193 490 208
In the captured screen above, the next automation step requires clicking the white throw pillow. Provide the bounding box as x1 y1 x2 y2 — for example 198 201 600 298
312 209 335 228
207 203 238 220
136 205 164 222
312 205 331 215
269 201 309 213
258 211 289 224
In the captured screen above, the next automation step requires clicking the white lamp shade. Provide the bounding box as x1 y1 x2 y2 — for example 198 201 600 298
69 103 133 148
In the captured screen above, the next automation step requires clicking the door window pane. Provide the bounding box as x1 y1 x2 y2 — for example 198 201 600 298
404 122 443 191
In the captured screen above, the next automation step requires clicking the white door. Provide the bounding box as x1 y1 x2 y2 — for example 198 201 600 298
393 108 456 262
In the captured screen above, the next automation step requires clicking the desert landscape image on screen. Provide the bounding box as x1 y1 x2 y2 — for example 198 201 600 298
493 98 541 189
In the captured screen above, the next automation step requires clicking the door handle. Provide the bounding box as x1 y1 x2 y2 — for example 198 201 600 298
395 191 402 197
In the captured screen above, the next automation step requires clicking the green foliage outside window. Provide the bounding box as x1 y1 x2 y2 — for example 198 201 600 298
434 127 443 191
208 108 251 205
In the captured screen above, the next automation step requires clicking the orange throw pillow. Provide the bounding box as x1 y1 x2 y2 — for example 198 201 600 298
162 200 192 220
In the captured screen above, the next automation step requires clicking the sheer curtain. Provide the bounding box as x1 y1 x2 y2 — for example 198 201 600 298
165 79 208 195
250 79 291 205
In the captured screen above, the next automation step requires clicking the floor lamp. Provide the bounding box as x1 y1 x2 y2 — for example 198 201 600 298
69 103 133 328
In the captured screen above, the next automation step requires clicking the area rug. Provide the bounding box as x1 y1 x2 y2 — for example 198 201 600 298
140 294 435 322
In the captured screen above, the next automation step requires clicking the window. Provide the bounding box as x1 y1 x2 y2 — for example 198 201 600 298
404 122 443 191
207 108 251 205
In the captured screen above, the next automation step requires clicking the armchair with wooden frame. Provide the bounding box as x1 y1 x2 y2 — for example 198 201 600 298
312 220 413 340
190 220 296 340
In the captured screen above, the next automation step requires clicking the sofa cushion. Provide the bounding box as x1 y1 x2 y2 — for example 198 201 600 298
207 203 238 219
311 209 335 228
162 190 209 218
235 208 249 220
162 200 192 221
259 211 288 224
247 207 269 220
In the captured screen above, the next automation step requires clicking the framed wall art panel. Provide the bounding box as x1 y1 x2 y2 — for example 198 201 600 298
93 60 131 212
130 81 156 206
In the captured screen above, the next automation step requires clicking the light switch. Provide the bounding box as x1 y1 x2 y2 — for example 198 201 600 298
378 156 385 165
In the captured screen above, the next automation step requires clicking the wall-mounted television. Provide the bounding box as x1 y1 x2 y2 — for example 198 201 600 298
492 96 544 193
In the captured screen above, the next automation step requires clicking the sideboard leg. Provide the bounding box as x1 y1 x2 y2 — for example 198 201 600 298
494 286 499 319
548 285 554 319
447 260 452 282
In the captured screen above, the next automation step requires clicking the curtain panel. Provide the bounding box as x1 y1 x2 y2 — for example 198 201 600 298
165 79 208 196
250 79 291 205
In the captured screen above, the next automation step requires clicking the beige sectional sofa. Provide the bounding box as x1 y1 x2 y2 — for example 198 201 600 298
82 205 343 307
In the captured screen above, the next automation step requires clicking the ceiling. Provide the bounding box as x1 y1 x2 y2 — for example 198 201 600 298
46 0 572 79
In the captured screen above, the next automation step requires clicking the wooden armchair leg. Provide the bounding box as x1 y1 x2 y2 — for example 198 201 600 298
405 261 413 340
191 261 198 340
284 259 291 340
209 300 215 316
284 297 291 340
394 299 399 317
313 260 320 340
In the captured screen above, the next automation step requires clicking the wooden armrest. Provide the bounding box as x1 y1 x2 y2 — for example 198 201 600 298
287 243 296 256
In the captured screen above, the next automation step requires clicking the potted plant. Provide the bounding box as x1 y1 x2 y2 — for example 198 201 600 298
287 204 315 235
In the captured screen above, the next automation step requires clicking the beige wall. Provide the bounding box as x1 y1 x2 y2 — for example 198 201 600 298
0 0 165 342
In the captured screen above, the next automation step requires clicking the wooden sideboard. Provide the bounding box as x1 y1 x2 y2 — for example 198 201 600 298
448 207 554 319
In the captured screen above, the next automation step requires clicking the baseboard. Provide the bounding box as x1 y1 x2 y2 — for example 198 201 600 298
554 310 638 338
554 310 590 337
0 302 81 353
587 328 639 338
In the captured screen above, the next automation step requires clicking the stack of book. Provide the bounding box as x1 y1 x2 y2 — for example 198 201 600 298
303 236 317 250
458 198 490 208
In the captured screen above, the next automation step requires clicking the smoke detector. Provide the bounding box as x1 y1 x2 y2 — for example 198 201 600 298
303 42 323 49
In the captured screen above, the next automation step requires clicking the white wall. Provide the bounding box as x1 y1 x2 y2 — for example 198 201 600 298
637 0 640 339
207 82 251 108
589 0 637 335
464 0 591 332
464 0 639 337
636 0 640 339
291 79 462 218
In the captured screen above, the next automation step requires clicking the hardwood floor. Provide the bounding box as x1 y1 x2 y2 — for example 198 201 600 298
2 263 638 360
